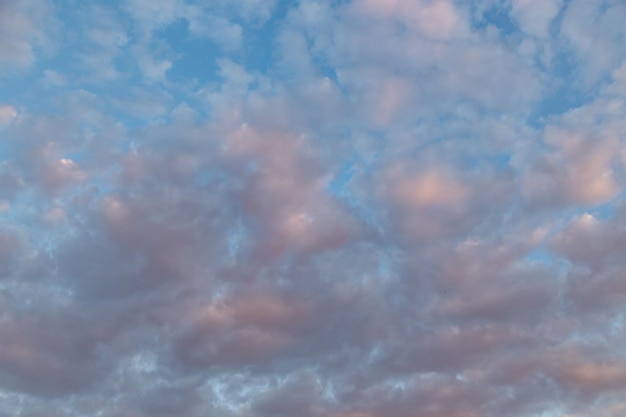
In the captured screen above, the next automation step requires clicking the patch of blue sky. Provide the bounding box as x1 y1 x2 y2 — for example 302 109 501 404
0 139 13 168
0 70 49 115
609 309 626 337
327 168 383 231
0 70 27 96
586 195 623 220
326 159 356 197
1 75 158 134
487 153 513 171
240 0 297 74
559 194 625 225
155 18 222 86
530 55 596 125
0 187 45 230
377 257 394 281
525 248 554 267
471 3 518 36
311 54 341 89
227 218 246 261
536 409 569 417
450 141 513 172
193 168 230 188
464 2 597 129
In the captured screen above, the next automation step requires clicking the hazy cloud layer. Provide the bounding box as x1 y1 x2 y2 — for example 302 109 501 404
1 0 626 416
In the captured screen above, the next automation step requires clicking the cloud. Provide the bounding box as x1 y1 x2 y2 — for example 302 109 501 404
0 104 17 128
356 0 465 40
511 0 562 39
0 1 36 68
2 0 626 416
560 0 626 86
0 0 58 72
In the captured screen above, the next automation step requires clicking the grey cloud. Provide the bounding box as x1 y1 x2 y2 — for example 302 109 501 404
3 0 626 416
0 305 116 397
560 0 626 87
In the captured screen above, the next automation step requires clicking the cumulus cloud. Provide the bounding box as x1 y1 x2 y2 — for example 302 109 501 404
2 0 626 416
0 0 57 72
560 0 626 86
0 1 36 68
0 104 17 128
511 0 562 39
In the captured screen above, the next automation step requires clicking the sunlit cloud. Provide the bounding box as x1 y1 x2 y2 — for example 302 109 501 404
1 0 626 416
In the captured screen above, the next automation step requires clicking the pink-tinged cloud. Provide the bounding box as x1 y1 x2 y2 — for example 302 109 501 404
2 0 626 416
356 0 463 39
0 104 17 128
511 0 562 38
390 167 470 209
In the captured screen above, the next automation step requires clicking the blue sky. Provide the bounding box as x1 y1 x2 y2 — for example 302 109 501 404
2 0 626 416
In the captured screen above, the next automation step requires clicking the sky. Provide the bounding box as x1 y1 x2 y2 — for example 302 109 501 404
1 0 626 416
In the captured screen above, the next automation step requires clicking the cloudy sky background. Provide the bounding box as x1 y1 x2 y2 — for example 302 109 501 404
1 0 626 415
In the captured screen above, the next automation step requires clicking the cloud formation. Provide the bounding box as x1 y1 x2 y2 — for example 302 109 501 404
1 0 626 416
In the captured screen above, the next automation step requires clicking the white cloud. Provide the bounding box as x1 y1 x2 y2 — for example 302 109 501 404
511 0 562 38
0 104 17 127
0 0 58 71
134 44 173 82
560 0 626 85
0 2 36 68
42 69 66 86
